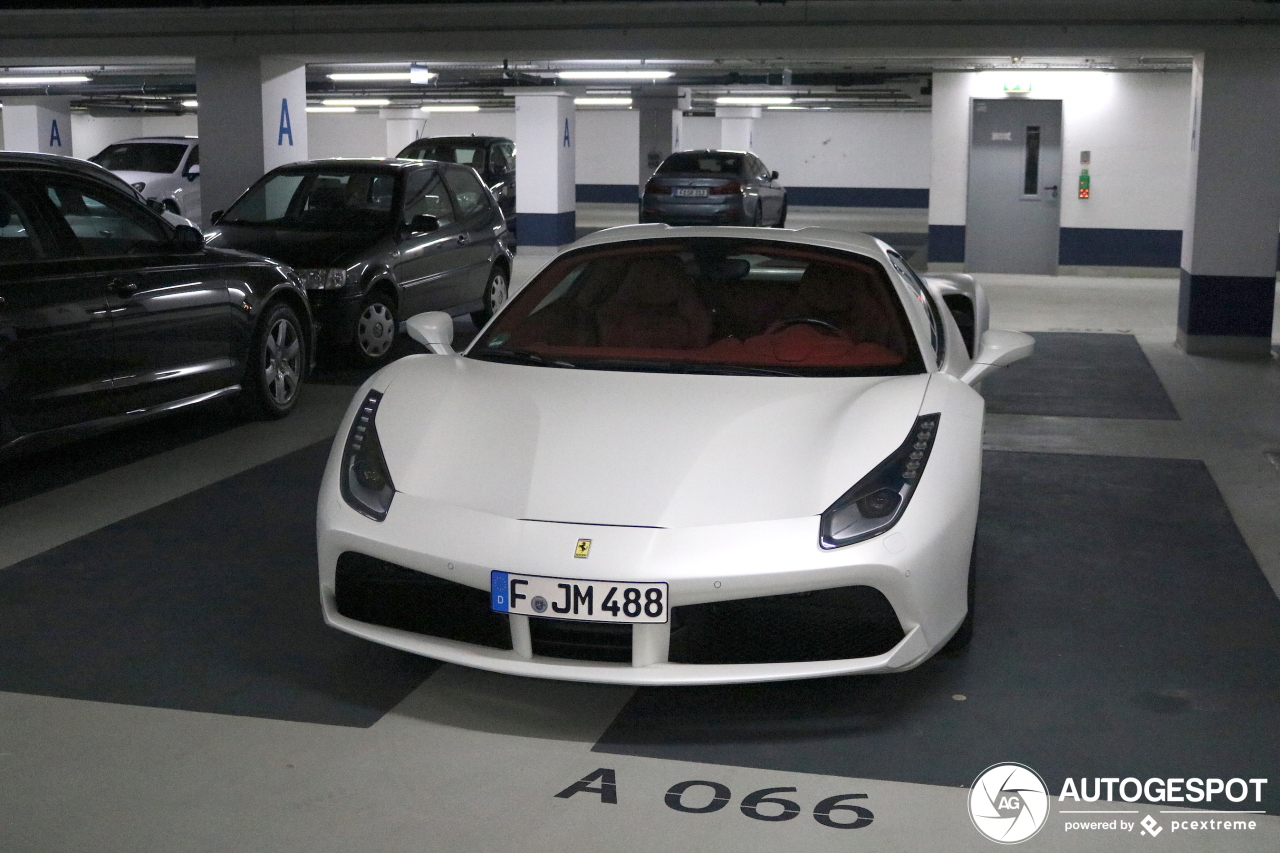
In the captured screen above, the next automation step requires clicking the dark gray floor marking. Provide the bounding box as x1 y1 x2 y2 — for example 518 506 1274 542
593 452 1280 815
0 441 437 726
983 332 1180 419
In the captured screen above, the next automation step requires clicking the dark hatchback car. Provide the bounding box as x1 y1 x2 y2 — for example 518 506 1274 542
641 150 787 227
207 159 513 364
396 136 516 222
0 153 311 459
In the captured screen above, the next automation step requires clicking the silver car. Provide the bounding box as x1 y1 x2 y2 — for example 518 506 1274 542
641 150 787 227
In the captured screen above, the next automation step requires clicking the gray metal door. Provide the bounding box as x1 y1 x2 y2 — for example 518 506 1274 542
965 99 1062 274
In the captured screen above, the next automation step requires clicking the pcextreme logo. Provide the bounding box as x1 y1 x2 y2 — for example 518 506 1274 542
969 763 1050 844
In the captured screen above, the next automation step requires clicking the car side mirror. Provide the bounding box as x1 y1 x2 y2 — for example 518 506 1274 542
407 213 440 235
405 311 455 355
171 224 204 253
961 329 1035 386
185 164 200 181
770 170 779 181
210 210 224 225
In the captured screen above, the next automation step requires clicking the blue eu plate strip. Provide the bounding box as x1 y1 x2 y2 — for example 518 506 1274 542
490 571 509 612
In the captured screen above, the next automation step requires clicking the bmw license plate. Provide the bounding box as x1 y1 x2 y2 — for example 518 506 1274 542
491 571 668 624
673 187 708 197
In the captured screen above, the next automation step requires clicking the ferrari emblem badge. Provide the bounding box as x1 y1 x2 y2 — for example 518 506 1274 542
575 539 592 559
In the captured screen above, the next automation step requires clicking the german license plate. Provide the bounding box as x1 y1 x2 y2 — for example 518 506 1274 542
491 571 668 624
673 187 708 197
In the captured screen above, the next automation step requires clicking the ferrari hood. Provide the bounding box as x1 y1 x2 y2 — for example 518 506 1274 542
374 357 931 528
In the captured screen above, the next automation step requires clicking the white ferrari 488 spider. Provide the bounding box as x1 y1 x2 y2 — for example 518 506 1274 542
316 225 1033 684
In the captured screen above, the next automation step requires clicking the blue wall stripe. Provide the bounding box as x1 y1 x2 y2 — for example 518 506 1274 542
574 184 929 208
1059 228 1182 268
517 211 576 246
1178 270 1278 337
928 224 966 263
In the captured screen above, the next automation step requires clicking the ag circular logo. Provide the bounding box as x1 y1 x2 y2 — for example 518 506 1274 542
969 763 1050 844
531 595 548 613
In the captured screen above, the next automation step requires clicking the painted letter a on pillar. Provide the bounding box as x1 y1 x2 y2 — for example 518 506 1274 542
278 99 294 146
49 119 62 148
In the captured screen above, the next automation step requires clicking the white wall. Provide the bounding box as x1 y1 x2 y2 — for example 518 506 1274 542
70 114 198 160
930 70 1193 231
576 108 639 185
753 110 930 189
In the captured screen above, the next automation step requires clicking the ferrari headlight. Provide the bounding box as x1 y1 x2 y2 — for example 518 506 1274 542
340 390 396 521
819 414 940 549
297 268 348 290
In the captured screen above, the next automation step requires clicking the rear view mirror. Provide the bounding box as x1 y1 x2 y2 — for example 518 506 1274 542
171 224 204 253
961 329 1035 385
405 311 455 355
770 170 779 181
186 164 200 181
407 213 440 234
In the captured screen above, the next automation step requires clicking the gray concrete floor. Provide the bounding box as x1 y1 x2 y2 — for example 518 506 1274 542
1 263 1278 852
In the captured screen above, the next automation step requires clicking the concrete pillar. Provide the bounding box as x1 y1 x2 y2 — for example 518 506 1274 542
195 57 308 228
383 107 424 157
635 86 687 193
511 90 576 281
1178 50 1280 357
1 97 73 155
716 105 759 152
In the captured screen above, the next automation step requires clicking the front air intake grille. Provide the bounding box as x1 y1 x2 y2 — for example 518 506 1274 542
334 552 511 650
529 618 632 663
668 586 904 665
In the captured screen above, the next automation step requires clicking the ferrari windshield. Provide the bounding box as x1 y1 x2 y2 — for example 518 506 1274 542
91 142 188 174
471 238 924 377
221 169 397 231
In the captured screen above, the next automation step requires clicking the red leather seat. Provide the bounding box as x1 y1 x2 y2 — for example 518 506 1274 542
779 262 907 354
595 255 713 349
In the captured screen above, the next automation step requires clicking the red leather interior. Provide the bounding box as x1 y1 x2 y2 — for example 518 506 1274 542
594 255 713 349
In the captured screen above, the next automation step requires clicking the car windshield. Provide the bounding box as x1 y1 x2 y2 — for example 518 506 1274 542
657 152 745 175
401 142 486 168
90 142 188 174
221 170 396 230
471 238 923 377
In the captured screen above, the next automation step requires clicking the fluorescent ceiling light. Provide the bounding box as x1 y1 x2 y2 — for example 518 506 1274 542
181 99 198 108
557 70 673 81
328 72 412 82
767 105 804 110
717 96 793 106
409 66 435 85
575 97 633 106
419 104 480 112
0 75 91 84
322 98 391 107
307 106 357 113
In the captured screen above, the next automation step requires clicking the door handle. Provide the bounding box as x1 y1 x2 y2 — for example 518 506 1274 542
1044 184 1060 198
108 278 138 298
457 233 469 245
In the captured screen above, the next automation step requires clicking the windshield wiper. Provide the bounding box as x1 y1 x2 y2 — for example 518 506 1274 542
468 347 577 368
678 364 802 377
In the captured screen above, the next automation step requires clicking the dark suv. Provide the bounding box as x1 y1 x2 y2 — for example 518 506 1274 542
206 159 513 364
397 136 516 222
0 152 311 459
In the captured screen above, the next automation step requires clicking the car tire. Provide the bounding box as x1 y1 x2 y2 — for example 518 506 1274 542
470 265 509 327
241 301 304 420
942 542 976 654
353 292 397 365
773 200 788 228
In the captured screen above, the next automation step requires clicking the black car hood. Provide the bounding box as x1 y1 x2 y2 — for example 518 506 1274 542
209 225 382 268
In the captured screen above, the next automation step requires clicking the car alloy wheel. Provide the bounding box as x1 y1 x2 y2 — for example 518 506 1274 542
264 315 302 407
245 302 304 419
471 267 509 326
356 298 396 361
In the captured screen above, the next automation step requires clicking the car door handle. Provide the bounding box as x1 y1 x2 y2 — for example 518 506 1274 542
108 278 138 298
457 233 469 245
